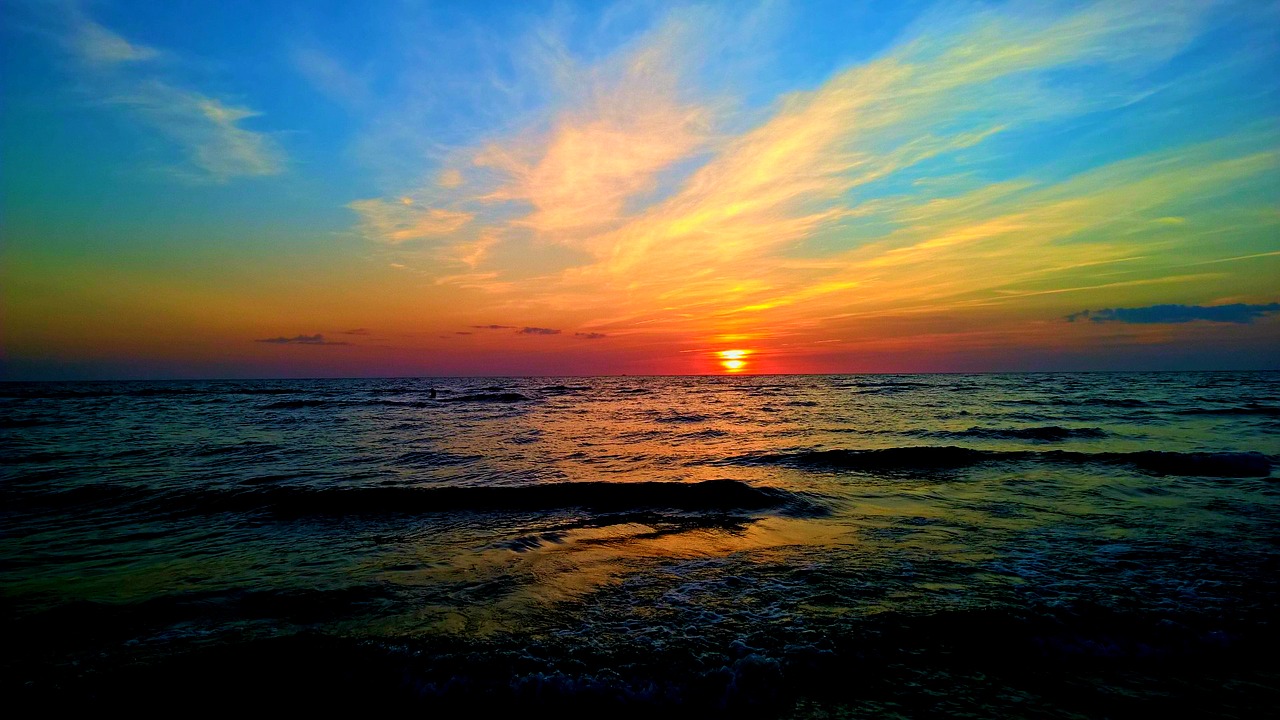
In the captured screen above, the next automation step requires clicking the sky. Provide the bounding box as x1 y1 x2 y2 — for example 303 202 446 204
2 0 1278 379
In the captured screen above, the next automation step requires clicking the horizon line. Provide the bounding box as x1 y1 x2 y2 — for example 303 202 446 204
3 368 1278 383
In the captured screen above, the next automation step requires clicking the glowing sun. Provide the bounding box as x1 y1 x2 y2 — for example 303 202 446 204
717 349 750 373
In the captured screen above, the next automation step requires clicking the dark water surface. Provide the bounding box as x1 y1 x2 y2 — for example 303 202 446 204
3 373 1279 714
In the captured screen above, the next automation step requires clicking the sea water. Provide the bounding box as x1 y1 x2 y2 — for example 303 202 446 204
3 373 1278 714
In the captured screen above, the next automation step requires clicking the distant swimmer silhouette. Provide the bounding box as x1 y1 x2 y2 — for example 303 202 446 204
429 387 437 399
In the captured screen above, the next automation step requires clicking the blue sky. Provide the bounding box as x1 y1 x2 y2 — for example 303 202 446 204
2 0 1278 378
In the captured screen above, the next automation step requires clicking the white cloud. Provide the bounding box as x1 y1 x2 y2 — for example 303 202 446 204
70 18 159 64
60 9 283 181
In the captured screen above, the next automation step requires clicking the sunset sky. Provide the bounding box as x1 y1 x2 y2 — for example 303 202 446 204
3 0 1278 379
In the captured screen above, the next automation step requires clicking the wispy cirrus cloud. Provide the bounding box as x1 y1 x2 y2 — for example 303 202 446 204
1067 303 1280 324
108 81 284 180
57 9 283 181
291 46 371 108
472 49 711 238
68 16 158 63
345 4 735 260
344 0 1278 364
348 199 473 244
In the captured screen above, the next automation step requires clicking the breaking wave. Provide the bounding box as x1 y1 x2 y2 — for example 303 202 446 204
918 426 1109 441
4 479 822 517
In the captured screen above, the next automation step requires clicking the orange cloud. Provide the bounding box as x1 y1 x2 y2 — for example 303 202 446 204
342 1 1278 370
349 199 474 243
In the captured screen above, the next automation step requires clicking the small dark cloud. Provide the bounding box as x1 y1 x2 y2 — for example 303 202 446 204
1066 303 1280 325
254 334 349 345
342 328 371 335
471 324 562 335
575 332 607 340
455 331 473 335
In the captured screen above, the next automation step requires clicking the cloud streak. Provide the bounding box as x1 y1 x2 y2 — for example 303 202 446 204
216 0 1280 370
68 17 159 64
110 82 284 180
60 10 283 181
1067 304 1280 325
349 200 473 244
255 334 349 346
291 46 371 108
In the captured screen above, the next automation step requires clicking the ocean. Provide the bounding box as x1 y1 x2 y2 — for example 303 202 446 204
3 372 1278 714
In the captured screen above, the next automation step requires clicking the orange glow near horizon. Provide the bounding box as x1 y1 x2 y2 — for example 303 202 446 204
717 349 751 373
5 1 1280 382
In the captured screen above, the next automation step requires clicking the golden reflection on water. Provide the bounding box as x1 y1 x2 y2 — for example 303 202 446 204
374 514 851 636
515 515 849 596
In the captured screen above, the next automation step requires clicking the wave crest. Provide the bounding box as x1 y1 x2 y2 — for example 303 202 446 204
5 479 823 517
739 446 1271 478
